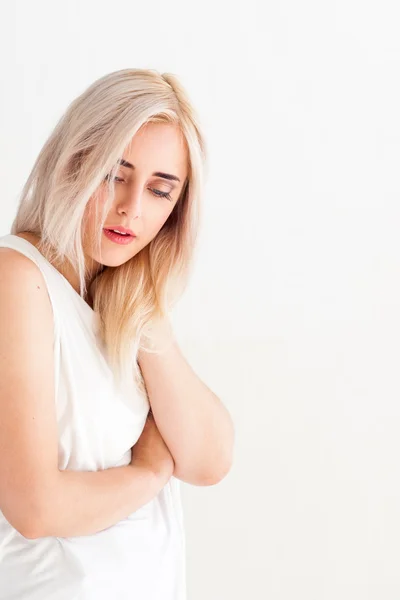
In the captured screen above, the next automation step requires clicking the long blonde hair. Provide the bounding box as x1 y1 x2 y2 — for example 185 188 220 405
11 68 207 394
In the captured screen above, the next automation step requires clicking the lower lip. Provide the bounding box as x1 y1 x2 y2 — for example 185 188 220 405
103 229 136 245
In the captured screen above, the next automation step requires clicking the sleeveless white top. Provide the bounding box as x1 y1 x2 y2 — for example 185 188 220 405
0 234 186 600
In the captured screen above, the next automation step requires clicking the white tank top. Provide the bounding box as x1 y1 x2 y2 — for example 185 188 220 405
0 234 186 600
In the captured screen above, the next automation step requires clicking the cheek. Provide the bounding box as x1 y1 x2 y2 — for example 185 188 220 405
145 207 175 239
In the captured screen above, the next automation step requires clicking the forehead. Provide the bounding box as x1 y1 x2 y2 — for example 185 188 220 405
123 122 188 181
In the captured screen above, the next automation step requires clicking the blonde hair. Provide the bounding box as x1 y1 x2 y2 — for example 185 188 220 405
11 68 207 394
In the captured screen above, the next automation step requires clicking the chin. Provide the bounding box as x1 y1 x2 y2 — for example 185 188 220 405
92 247 137 269
84 232 141 269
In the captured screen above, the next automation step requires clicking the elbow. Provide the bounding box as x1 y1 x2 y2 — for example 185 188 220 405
200 456 233 486
18 523 42 540
174 419 235 486
200 422 235 486
174 455 233 486
6 510 46 540
196 440 234 486
3 496 51 540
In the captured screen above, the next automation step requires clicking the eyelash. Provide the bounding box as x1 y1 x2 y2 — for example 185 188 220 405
106 175 173 201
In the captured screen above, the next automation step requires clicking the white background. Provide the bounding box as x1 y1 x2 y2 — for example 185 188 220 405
1 1 400 598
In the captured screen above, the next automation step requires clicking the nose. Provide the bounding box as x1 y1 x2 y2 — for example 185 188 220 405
116 187 142 219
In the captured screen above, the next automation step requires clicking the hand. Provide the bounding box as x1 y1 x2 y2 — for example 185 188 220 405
130 411 175 480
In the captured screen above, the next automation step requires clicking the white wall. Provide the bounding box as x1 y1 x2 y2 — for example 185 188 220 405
2 0 400 597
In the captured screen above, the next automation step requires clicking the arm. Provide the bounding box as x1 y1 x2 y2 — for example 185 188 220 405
137 318 235 486
35 464 165 538
0 250 167 540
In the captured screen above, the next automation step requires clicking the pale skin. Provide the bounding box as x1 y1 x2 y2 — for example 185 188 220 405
0 122 234 538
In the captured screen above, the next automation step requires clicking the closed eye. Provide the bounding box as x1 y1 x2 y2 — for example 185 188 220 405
105 175 173 201
150 188 173 201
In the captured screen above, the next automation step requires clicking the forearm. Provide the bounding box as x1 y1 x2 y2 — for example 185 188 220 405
26 464 165 539
138 331 235 486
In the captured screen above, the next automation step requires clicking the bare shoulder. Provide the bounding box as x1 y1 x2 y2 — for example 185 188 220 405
0 244 55 383
0 245 46 279
0 246 58 538
0 247 52 315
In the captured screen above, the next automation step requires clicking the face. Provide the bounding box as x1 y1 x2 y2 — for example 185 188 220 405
83 122 188 273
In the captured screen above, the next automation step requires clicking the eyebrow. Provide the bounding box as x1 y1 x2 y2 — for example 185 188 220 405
117 158 181 183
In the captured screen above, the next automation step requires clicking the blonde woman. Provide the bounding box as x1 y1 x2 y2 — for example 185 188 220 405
0 68 234 600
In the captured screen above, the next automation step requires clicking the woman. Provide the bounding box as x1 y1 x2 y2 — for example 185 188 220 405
0 68 234 600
